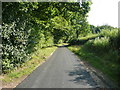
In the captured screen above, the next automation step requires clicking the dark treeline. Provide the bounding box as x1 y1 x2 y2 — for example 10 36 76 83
2 2 91 73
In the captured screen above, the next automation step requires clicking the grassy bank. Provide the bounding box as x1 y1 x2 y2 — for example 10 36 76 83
79 34 99 40
68 45 119 86
1 46 57 87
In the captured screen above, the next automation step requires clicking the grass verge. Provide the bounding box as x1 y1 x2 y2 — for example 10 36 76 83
68 45 119 86
1 46 57 87
79 34 99 40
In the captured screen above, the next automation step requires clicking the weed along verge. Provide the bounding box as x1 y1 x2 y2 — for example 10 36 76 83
1 46 57 88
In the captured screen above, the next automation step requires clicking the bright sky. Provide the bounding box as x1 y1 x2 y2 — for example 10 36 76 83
87 0 119 28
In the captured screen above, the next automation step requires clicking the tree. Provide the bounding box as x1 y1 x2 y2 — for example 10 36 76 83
2 2 91 73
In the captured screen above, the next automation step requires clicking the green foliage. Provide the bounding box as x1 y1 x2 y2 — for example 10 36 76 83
2 22 30 73
68 27 120 86
2 2 91 73
69 34 99 45
100 29 118 50
83 28 119 53
93 37 110 50
90 25 115 34
100 29 118 38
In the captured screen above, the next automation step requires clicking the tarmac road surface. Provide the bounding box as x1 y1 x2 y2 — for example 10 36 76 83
16 46 107 88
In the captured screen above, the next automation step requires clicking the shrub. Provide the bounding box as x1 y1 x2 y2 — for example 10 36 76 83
100 29 118 50
2 22 30 73
100 29 118 38
93 37 110 50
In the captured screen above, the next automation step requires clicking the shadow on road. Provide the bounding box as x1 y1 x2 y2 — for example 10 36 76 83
67 64 98 87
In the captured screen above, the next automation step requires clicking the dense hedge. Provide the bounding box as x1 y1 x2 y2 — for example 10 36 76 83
2 3 54 73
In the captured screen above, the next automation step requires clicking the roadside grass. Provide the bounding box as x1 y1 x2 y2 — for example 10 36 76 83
1 46 57 85
68 45 120 86
69 34 100 45
79 34 99 40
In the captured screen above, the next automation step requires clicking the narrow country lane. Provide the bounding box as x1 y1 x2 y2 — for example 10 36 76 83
16 46 107 88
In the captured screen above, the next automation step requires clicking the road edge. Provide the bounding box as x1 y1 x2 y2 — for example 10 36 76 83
68 48 118 88
2 47 58 88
